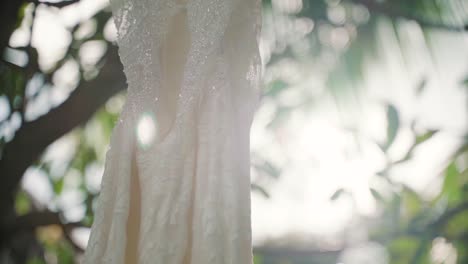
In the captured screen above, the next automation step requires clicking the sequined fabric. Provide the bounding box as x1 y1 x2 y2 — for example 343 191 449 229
83 0 262 263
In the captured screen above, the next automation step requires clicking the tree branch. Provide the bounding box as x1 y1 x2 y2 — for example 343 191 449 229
0 1 25 54
351 0 468 32
13 211 84 231
31 0 80 8
11 210 86 252
429 201 468 229
0 45 126 221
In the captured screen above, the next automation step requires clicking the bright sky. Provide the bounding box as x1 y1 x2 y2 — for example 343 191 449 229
2 0 467 251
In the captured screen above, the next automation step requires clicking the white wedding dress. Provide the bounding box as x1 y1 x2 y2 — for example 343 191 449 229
83 0 262 263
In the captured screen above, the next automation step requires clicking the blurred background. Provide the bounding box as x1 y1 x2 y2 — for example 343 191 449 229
0 0 467 263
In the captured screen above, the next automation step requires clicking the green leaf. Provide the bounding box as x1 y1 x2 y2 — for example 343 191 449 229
253 161 281 179
251 183 270 198
264 80 288 97
462 76 468 87
82 214 94 227
401 186 422 217
370 188 385 203
253 254 264 264
389 236 419 258
376 169 389 178
57 241 74 264
415 130 437 145
15 3 30 29
415 78 427 96
445 211 468 239
15 191 31 215
390 194 402 225
441 163 461 205
266 106 292 129
381 104 399 152
330 188 345 201
53 177 65 195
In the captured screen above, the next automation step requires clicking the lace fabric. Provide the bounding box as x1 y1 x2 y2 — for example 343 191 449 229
84 0 262 263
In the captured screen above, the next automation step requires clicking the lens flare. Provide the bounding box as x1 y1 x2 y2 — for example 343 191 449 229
136 112 157 149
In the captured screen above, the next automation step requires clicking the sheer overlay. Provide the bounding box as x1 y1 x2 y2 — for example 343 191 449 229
83 0 262 263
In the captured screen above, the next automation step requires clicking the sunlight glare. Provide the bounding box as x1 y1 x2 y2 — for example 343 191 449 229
136 112 157 149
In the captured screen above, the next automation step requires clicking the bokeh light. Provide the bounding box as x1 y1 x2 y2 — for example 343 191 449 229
136 112 157 150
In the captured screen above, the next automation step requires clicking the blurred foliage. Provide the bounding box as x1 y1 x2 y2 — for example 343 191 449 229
0 0 467 263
